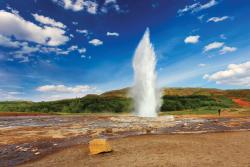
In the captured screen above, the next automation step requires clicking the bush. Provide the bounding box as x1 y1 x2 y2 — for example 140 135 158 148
0 94 233 113
160 95 231 112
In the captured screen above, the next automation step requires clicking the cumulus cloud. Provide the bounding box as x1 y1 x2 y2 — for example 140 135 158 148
32 13 66 28
14 43 39 56
184 35 200 44
203 42 224 52
63 45 86 54
53 0 84 11
219 46 237 55
178 0 218 15
36 84 95 93
203 61 250 87
36 84 98 100
89 39 103 46
101 0 120 13
0 34 22 48
107 32 119 37
207 16 229 22
53 0 123 14
52 0 98 14
84 1 98 14
0 10 69 46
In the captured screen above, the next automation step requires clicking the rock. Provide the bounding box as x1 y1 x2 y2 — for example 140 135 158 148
34 152 40 155
105 128 113 134
89 139 112 155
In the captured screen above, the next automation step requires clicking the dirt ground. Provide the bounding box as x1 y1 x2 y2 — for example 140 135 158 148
1 115 250 166
19 131 250 167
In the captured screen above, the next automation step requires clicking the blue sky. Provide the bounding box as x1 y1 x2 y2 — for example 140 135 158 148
0 0 249 101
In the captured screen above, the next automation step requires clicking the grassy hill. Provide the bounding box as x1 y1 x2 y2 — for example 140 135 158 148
0 88 249 114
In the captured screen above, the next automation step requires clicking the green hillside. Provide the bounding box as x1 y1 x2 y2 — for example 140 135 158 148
0 88 249 114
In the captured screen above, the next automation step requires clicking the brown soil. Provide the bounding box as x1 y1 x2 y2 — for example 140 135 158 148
20 131 250 167
0 112 52 117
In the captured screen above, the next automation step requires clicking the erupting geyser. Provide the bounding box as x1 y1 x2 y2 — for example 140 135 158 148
131 28 161 117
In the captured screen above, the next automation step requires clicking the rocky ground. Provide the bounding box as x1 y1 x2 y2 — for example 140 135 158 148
0 114 250 166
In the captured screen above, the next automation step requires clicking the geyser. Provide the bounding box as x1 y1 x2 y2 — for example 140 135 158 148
131 28 161 117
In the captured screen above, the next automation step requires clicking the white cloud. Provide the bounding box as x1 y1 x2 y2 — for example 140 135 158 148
0 34 22 48
40 46 68 55
107 32 119 37
32 13 66 29
178 0 218 15
6 42 85 62
36 84 95 93
177 2 200 15
57 45 87 54
53 0 123 14
6 5 19 15
101 0 120 13
14 44 39 55
196 0 218 11
68 45 78 51
104 0 117 4
76 29 88 36
203 61 250 87
42 26 69 46
84 1 98 14
89 39 103 46
53 0 84 11
36 84 98 101
78 48 86 53
53 0 98 14
219 46 237 55
184 35 200 44
0 10 69 46
203 42 224 52
207 16 229 22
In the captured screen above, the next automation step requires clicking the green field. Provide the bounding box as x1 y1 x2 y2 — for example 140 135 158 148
0 88 249 114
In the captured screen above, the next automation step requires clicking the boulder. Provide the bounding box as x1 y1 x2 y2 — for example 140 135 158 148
89 138 112 155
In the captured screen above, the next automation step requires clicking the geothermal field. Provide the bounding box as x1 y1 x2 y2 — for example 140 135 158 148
1 115 250 166
1 1 250 166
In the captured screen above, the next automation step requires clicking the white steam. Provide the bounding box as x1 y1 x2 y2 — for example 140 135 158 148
131 28 161 117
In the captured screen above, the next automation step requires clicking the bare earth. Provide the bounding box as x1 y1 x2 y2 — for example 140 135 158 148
20 132 250 167
1 114 250 166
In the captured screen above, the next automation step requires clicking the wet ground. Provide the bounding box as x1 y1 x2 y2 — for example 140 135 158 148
0 115 250 167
